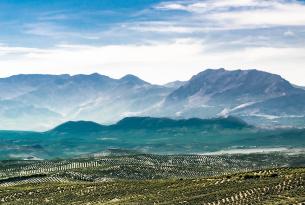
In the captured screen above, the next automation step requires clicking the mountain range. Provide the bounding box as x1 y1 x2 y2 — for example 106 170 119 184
1 116 304 160
0 68 304 130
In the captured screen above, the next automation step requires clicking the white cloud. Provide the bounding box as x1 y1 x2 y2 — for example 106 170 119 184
156 3 188 10
155 0 305 29
210 0 264 8
127 22 206 33
1 39 305 86
156 0 263 12
209 2 305 28
24 22 101 40
283 30 295 37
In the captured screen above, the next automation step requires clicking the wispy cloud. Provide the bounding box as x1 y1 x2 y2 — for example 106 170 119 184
154 0 305 29
126 21 205 34
23 22 102 40
208 1 305 28
156 0 270 12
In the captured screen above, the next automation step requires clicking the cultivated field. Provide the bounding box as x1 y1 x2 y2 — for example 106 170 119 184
0 153 304 204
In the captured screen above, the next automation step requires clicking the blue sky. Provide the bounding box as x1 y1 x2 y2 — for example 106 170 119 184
0 0 171 46
1 0 305 85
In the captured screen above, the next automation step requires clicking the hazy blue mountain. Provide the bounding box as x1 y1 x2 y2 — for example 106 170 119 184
14 73 118 114
0 73 173 130
0 69 304 130
160 69 305 126
0 99 62 130
166 68 300 105
0 116 304 160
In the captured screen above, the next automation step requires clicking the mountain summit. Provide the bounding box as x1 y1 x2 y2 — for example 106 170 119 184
119 74 149 86
167 68 299 105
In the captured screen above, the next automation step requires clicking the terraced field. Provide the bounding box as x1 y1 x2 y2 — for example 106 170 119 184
0 153 304 204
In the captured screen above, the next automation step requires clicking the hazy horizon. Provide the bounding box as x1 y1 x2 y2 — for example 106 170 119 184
1 0 305 85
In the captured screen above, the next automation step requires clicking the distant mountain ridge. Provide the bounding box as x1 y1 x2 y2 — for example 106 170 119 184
50 116 250 134
0 68 304 130
111 116 250 130
1 116 305 160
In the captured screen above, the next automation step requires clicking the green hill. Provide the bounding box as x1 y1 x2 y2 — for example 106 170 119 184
0 116 304 160
111 116 250 130
50 121 105 133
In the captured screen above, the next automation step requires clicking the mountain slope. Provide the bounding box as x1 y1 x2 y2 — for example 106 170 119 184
159 68 305 125
232 93 305 116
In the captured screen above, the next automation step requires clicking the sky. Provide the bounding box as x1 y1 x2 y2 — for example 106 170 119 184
0 0 305 85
